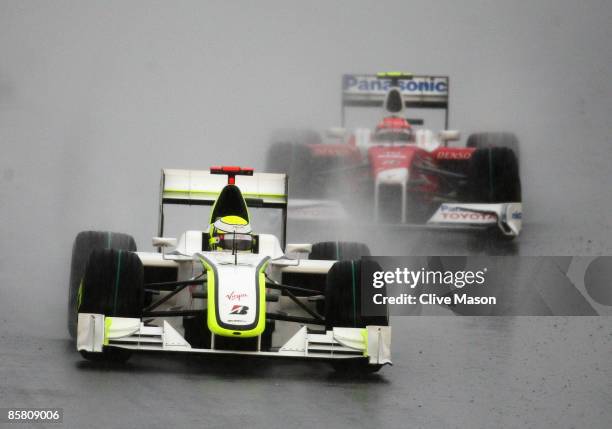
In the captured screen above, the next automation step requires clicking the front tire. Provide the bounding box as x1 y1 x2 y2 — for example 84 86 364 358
324 259 388 330
78 249 144 362
68 231 136 338
465 147 521 203
325 259 389 373
464 147 521 241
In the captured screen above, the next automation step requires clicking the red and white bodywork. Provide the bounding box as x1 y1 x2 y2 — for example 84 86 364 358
285 73 522 236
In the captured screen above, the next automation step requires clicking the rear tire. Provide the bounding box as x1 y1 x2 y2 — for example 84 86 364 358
266 129 321 197
269 129 322 147
265 142 326 198
78 249 144 362
68 231 137 338
310 241 370 261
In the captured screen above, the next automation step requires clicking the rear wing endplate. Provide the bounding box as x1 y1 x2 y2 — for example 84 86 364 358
341 73 450 128
158 169 289 246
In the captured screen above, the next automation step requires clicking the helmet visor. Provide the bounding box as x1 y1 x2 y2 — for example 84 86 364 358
215 233 253 251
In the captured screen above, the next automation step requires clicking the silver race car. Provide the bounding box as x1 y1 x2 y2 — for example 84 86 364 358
68 166 390 373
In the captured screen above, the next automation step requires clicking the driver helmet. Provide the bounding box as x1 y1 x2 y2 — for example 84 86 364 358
374 117 413 142
209 215 253 252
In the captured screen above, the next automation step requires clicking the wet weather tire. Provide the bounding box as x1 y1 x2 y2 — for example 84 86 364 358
466 147 521 203
78 249 144 362
265 142 324 197
68 231 137 339
324 259 388 330
266 129 322 195
325 259 388 373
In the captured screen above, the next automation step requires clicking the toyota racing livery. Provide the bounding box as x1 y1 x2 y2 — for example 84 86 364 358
266 72 522 238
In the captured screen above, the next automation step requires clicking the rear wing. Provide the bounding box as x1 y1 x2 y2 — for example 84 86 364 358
158 169 289 246
341 73 450 128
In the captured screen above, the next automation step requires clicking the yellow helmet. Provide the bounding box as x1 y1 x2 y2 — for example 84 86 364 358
209 216 253 251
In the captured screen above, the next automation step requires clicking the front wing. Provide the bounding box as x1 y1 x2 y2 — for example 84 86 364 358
426 202 522 237
77 313 391 366
289 199 523 237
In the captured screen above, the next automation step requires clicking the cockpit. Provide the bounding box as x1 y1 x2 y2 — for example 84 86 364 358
372 117 415 143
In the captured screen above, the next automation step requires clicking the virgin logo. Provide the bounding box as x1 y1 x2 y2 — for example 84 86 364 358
226 291 248 301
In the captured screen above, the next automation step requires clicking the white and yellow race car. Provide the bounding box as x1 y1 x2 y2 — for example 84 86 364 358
68 166 390 373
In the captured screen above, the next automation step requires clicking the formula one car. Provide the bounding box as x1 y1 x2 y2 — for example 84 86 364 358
68 166 390 373
266 72 522 238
